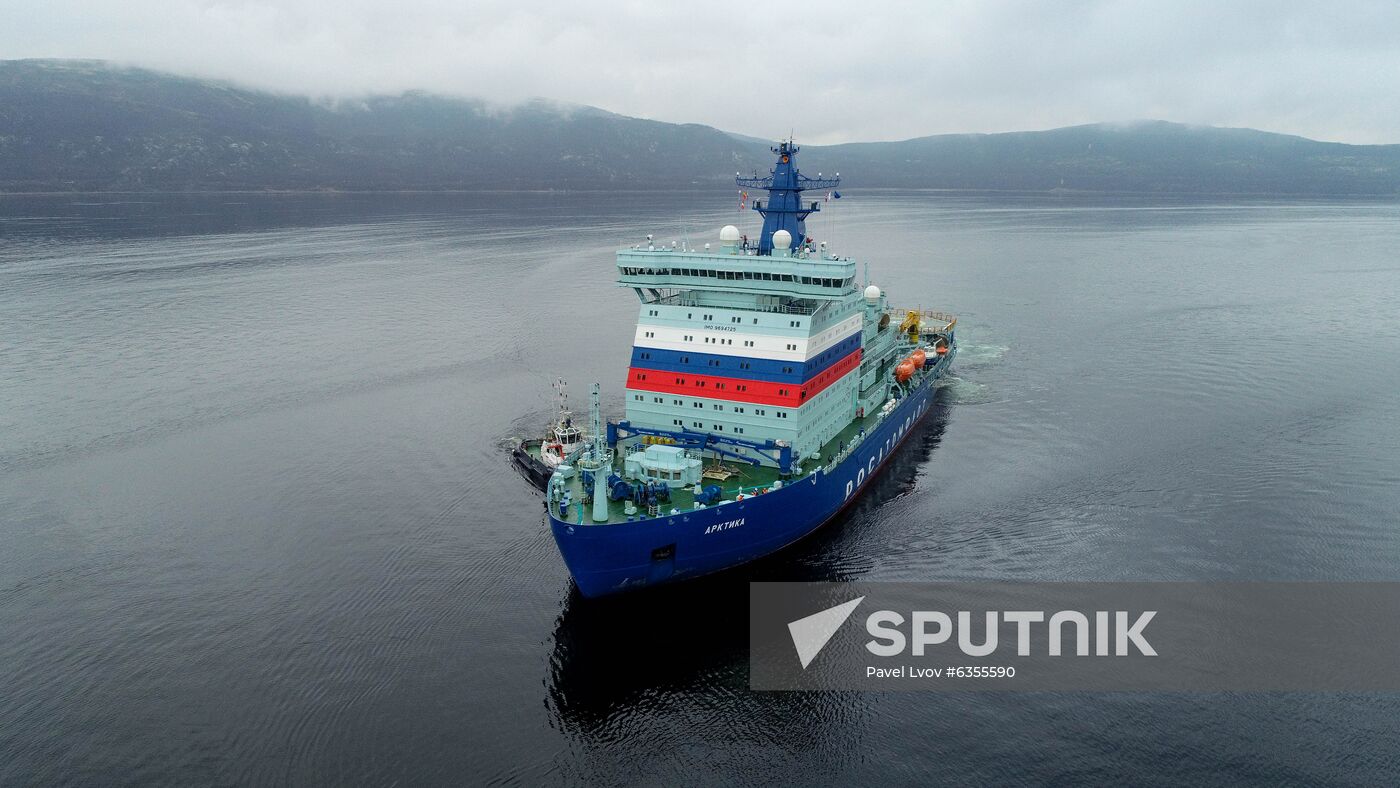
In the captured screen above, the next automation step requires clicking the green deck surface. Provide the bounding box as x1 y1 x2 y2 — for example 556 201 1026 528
536 403 887 524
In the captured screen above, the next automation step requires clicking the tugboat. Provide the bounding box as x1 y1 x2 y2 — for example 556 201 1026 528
512 379 589 490
544 141 956 597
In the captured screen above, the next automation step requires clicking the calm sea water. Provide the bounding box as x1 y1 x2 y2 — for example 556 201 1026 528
3 191 1399 785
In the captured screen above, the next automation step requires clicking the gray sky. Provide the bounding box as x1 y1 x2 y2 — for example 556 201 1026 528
6 0 1400 144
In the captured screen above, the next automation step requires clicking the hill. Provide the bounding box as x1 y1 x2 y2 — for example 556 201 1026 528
2 60 1398 194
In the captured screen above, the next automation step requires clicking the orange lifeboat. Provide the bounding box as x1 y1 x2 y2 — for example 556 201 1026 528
910 348 927 369
895 360 915 382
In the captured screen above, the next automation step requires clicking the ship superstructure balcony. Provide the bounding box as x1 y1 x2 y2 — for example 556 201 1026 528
617 249 857 301
641 291 822 314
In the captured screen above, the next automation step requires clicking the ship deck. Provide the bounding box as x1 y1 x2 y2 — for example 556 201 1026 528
535 396 895 525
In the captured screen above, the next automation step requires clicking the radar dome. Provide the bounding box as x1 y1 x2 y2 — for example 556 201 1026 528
772 229 792 249
719 225 741 243
863 284 882 303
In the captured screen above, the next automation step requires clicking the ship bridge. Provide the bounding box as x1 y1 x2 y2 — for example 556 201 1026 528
617 247 858 304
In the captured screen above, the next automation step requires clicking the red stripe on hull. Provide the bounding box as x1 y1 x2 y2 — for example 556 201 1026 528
626 348 862 408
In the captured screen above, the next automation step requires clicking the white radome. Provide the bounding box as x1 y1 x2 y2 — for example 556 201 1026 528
719 225 741 243
864 284 882 302
772 229 792 249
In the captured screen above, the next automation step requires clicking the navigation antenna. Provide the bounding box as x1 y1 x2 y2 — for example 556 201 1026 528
588 383 607 462
553 377 569 416
576 382 614 522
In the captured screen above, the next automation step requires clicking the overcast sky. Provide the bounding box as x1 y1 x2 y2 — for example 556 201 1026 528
5 0 1399 144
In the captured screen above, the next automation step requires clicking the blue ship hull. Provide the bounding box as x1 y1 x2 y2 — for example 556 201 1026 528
548 355 951 598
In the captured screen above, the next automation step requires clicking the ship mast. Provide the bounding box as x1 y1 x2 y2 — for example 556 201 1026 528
736 140 840 255
553 377 568 417
575 382 613 522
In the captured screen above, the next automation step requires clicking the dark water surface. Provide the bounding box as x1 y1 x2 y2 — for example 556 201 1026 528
3 191 1400 785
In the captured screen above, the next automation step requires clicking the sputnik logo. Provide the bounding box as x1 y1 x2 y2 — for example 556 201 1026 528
787 596 865 669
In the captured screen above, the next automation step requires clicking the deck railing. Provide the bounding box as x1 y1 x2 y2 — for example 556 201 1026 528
645 291 821 315
888 307 957 331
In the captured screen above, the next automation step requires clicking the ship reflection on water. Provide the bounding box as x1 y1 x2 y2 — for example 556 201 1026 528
544 396 951 736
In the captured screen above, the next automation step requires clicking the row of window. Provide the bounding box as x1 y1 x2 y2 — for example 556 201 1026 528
635 350 856 378
641 332 815 353
639 337 855 368
664 418 748 434
622 267 852 289
634 395 781 421
635 364 865 402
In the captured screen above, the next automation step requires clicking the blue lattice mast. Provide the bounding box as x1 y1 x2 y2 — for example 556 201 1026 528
736 140 840 255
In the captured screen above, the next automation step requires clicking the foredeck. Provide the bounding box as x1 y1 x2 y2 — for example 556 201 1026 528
534 443 790 524
540 386 902 525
